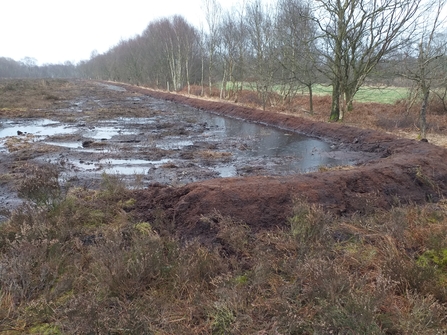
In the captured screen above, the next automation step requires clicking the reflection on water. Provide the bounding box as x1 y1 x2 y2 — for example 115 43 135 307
0 119 73 138
0 120 137 141
0 96 358 177
194 113 348 173
135 101 356 176
87 126 134 140
44 141 82 149
72 158 172 175
213 165 238 177
156 140 194 150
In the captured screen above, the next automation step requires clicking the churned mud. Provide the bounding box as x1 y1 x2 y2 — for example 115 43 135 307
1 79 447 235
0 80 367 214
117 83 447 240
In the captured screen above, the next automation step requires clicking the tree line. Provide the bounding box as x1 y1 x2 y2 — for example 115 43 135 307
1 0 447 128
78 0 447 124
0 57 78 79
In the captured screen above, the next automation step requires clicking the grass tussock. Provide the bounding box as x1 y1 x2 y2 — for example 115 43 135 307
198 150 233 159
1 175 447 334
0 79 70 112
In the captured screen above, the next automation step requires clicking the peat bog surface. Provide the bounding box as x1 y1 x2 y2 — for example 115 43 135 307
1 79 446 237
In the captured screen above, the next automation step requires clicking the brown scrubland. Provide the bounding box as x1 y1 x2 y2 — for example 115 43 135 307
1 78 447 334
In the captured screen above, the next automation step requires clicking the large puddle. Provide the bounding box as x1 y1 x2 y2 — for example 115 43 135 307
0 87 375 186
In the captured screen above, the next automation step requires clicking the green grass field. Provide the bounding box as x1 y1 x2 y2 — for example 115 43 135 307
307 84 409 104
228 82 410 105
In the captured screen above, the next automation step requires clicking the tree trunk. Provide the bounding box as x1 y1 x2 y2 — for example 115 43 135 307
330 80 340 121
345 87 354 112
201 53 205 96
420 87 429 140
339 91 345 121
208 54 213 96
186 58 190 95
307 84 314 114
220 66 227 99
262 86 268 111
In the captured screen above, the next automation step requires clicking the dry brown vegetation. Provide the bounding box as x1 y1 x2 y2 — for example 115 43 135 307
1 79 447 333
1 168 447 334
0 79 74 117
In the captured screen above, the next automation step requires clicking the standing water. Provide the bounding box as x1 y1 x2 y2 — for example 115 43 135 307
0 93 371 183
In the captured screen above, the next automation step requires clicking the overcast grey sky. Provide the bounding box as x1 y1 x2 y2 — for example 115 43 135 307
0 0 241 65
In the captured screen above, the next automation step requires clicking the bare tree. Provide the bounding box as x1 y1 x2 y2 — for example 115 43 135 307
173 16 199 94
21 57 39 78
87 52 113 80
276 0 319 112
144 16 199 91
142 21 171 88
313 0 422 121
245 0 279 110
218 10 238 99
203 0 222 96
0 57 23 78
119 39 146 85
197 24 207 96
401 0 447 140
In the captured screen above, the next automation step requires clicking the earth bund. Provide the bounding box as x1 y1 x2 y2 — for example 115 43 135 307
113 83 447 240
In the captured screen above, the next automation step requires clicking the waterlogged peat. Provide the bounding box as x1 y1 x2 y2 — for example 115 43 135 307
0 81 375 199
4 78 441 227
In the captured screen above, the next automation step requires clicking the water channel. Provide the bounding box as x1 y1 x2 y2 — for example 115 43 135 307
0 92 368 183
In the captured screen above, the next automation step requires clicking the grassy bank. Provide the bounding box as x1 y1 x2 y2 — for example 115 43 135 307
309 84 409 104
224 82 409 104
1 167 447 334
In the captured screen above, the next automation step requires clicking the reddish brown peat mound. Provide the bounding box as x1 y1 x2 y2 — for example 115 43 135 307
112 83 447 240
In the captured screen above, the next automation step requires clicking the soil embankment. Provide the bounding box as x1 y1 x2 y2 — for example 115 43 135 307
113 83 447 238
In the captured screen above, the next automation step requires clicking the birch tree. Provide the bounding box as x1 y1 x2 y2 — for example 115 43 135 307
314 0 422 121
401 0 447 140
145 16 199 91
218 8 248 99
245 0 279 110
203 0 222 96
276 0 319 112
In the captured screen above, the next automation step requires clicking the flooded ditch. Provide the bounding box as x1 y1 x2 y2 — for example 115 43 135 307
0 81 379 215
0 89 373 177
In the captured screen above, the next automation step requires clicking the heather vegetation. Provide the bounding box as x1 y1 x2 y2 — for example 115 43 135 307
1 0 447 332
0 165 447 334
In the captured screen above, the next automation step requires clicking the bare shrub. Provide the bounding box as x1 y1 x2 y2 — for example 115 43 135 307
89 229 175 299
429 94 447 115
314 291 384 334
210 302 236 335
202 211 251 257
288 198 333 252
178 240 227 288
99 172 128 200
17 163 63 207
237 90 262 106
0 237 65 304
375 112 418 131
185 84 203 96
397 291 447 334
198 150 232 159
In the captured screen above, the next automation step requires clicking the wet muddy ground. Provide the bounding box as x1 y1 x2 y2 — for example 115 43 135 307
1 79 447 231
0 80 377 219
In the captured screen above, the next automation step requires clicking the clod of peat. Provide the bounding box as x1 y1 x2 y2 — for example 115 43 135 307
82 140 94 148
